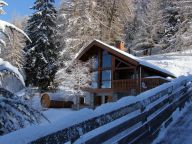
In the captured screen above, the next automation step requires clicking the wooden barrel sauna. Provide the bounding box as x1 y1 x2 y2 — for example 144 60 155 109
41 93 74 108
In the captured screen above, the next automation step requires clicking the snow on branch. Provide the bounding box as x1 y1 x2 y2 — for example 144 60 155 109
0 0 8 6
0 89 48 135
55 59 93 109
0 20 31 42
0 0 8 14
0 58 25 86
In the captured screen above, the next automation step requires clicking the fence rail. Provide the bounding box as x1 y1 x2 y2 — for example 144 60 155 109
32 78 191 144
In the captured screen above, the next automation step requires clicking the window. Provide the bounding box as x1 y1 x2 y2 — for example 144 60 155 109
92 55 99 70
101 70 111 88
101 81 111 88
102 70 111 81
92 71 98 81
91 82 98 88
102 50 112 68
91 71 98 88
90 49 112 89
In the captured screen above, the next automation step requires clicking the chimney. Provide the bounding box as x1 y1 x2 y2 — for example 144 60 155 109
115 40 126 51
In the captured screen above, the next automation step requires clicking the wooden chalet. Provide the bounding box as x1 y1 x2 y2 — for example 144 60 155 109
76 40 175 107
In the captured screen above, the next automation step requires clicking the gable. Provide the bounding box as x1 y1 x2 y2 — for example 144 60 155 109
77 40 139 66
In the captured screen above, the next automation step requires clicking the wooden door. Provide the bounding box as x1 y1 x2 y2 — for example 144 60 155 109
94 96 102 106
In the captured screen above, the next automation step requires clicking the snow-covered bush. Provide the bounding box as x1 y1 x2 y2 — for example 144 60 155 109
0 89 47 135
0 58 25 93
55 60 92 109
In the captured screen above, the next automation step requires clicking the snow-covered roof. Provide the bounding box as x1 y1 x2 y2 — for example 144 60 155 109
144 76 172 81
42 92 73 101
79 39 175 77
0 58 25 85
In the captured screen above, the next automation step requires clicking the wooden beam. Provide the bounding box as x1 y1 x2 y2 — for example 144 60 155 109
115 57 134 67
98 49 102 88
115 66 135 71
116 61 121 68
112 55 115 88
139 66 142 93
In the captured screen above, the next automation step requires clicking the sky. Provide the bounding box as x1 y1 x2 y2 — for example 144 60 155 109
0 0 61 21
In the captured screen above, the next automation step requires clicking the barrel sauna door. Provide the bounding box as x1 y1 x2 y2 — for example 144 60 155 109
41 93 51 108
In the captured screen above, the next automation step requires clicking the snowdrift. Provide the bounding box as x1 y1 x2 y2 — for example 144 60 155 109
0 58 24 93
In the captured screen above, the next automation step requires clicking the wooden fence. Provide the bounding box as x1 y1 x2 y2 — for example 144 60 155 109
32 78 191 144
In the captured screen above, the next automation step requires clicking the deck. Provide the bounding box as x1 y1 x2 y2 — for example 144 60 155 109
86 77 169 94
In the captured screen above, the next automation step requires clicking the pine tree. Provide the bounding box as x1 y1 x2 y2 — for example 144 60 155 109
24 0 59 90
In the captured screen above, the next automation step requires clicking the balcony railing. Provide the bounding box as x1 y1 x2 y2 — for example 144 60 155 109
112 77 169 93
112 79 139 90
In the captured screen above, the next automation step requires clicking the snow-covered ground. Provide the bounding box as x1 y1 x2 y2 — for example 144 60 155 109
153 104 192 144
142 51 192 77
0 76 190 144
30 95 76 124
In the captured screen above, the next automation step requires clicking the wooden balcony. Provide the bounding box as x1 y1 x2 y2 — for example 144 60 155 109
85 77 169 94
112 77 169 93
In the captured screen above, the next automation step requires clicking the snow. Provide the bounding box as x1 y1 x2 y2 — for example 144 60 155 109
0 1 8 6
0 20 31 42
42 109 74 124
41 91 75 102
153 103 192 144
0 39 6 47
0 76 190 144
0 0 7 15
0 58 24 86
83 39 176 77
142 51 192 77
144 76 171 81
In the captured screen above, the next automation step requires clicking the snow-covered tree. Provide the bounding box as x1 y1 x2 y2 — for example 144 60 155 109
57 0 101 60
24 0 60 90
0 2 30 52
164 0 192 52
0 16 27 69
57 0 131 66
55 60 92 109
125 0 166 55
0 1 46 135
125 0 192 54
93 0 130 43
